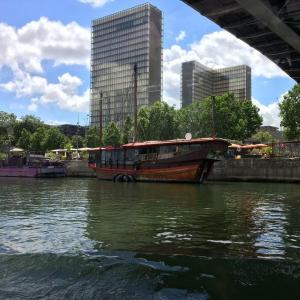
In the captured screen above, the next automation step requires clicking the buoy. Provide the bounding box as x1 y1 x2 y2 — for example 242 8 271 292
116 174 123 182
128 175 136 182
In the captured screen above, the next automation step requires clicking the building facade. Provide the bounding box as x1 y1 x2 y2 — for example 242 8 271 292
181 61 251 107
90 4 162 128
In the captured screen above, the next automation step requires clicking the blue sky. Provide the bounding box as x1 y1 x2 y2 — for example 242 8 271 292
0 0 295 127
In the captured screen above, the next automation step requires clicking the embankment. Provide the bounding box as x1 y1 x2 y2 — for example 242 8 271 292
64 160 96 177
64 158 300 183
208 158 300 183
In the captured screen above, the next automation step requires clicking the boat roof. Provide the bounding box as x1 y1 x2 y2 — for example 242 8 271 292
122 137 230 148
241 143 268 150
88 138 230 152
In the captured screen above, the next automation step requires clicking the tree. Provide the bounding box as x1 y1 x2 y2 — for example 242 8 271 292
137 101 180 141
43 127 66 151
252 130 273 143
71 135 85 148
240 100 263 140
85 127 100 148
17 129 31 150
103 122 121 146
178 93 262 140
0 111 16 147
279 84 300 140
30 127 47 152
14 115 46 143
122 116 133 144
177 100 211 138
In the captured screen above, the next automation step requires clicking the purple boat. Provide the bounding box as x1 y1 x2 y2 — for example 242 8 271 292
0 150 65 178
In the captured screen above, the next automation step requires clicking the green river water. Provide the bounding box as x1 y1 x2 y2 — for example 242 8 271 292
0 178 300 299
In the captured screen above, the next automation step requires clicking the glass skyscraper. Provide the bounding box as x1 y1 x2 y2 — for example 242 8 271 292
181 61 251 107
90 4 162 128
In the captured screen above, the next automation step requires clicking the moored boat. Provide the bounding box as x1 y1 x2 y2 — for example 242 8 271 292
0 151 65 178
88 138 230 183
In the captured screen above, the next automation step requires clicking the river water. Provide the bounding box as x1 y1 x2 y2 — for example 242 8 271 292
0 178 300 299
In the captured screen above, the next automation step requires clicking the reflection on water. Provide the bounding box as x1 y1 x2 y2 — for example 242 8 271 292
86 180 300 259
0 178 300 299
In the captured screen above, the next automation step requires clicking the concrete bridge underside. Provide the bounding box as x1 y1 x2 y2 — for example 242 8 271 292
182 0 300 83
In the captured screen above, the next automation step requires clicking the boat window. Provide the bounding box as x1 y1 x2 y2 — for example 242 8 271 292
148 147 159 153
189 144 204 151
117 150 124 162
160 145 177 154
139 147 147 155
105 151 112 163
89 152 96 163
126 149 135 161
112 150 118 164
178 145 190 152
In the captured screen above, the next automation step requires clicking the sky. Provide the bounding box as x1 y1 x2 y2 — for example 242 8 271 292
0 0 296 127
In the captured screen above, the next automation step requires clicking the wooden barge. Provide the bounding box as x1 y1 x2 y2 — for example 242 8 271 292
89 138 230 183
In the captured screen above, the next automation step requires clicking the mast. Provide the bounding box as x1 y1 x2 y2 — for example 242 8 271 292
211 95 216 137
99 91 103 145
133 63 138 142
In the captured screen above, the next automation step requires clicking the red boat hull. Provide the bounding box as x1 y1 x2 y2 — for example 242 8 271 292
93 159 213 183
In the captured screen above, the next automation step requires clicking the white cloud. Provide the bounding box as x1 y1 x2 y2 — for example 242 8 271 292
163 30 288 108
252 92 287 128
0 17 90 75
45 120 69 126
28 98 38 112
175 30 186 42
1 72 89 113
0 18 91 113
78 0 113 8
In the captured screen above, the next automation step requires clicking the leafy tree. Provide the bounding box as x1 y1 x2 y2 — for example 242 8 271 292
122 116 133 144
0 111 16 147
30 127 47 152
103 122 121 146
65 141 73 151
85 127 100 148
178 93 262 140
177 100 211 138
14 115 46 143
279 84 300 140
43 127 66 151
137 101 179 141
239 100 263 140
17 129 31 150
252 130 273 143
71 135 85 148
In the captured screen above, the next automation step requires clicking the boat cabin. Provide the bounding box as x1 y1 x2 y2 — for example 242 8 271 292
89 138 228 169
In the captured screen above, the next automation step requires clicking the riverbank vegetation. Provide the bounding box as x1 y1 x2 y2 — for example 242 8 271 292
279 83 300 140
0 92 266 151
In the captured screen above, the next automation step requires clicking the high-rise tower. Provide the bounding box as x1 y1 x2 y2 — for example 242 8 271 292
181 61 251 107
90 4 162 128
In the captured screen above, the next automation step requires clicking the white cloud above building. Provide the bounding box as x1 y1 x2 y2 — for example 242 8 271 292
78 0 113 8
175 30 186 42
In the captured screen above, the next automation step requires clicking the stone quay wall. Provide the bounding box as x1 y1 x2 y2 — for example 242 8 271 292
208 158 300 183
64 158 300 183
64 160 96 178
